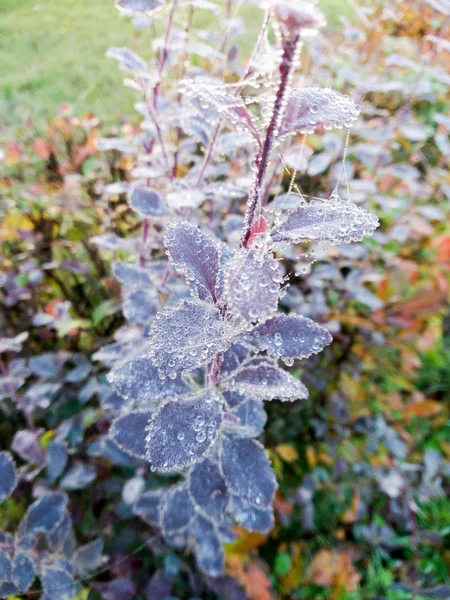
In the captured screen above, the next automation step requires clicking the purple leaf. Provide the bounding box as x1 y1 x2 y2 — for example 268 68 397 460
194 515 224 577
60 462 97 490
240 314 332 360
164 222 221 300
113 262 153 289
130 188 170 217
146 390 224 472
231 398 267 437
149 300 228 378
221 435 277 507
19 493 68 536
110 411 152 460
224 360 308 402
41 566 75 600
206 575 247 600
220 344 249 377
107 357 191 407
73 539 104 575
183 78 261 145
94 577 136 600
0 452 17 502
12 552 36 592
0 332 28 353
46 440 68 481
0 548 12 582
271 197 379 245
134 490 162 526
229 495 274 533
145 570 173 599
106 47 148 75
224 249 283 322
123 288 158 324
96 137 138 154
12 430 44 465
189 457 228 522
280 86 360 137
160 484 195 534
115 0 162 15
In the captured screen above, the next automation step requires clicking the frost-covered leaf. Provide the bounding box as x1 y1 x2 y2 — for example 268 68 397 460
221 435 276 508
182 78 261 144
108 357 191 407
113 262 153 289
273 1 325 36
146 391 224 471
12 429 44 464
12 552 35 592
280 87 360 137
94 577 136 600
130 188 170 218
91 232 130 251
46 511 75 556
97 137 138 154
220 344 249 377
0 549 12 582
60 462 97 490
73 540 104 576
241 314 332 360
46 440 68 481
307 151 333 176
29 353 62 378
215 131 256 156
166 186 205 210
41 566 75 600
164 222 221 300
231 398 267 437
194 515 224 577
19 492 68 536
115 0 162 15
222 390 247 408
285 144 314 171
106 47 148 75
149 300 228 378
189 457 228 522
224 249 283 322
160 484 195 534
229 495 274 533
0 451 17 502
271 197 379 245
134 490 162 526
110 411 152 460
0 332 28 353
123 288 158 325
225 361 308 401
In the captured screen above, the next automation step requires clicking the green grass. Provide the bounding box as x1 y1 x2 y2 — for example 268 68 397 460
0 0 350 124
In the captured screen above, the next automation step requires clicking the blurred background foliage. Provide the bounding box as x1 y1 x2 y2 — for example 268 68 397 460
1 0 450 599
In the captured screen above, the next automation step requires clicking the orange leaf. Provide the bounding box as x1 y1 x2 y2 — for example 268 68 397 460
227 556 274 600
34 138 52 161
403 400 442 420
310 549 361 592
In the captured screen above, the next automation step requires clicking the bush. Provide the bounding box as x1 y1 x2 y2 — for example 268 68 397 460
0 0 449 598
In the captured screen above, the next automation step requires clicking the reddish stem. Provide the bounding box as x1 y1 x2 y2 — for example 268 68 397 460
241 33 299 247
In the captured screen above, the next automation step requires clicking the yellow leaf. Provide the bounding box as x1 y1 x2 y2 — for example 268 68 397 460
225 528 268 555
0 214 34 242
276 444 299 463
306 446 316 468
40 430 56 449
